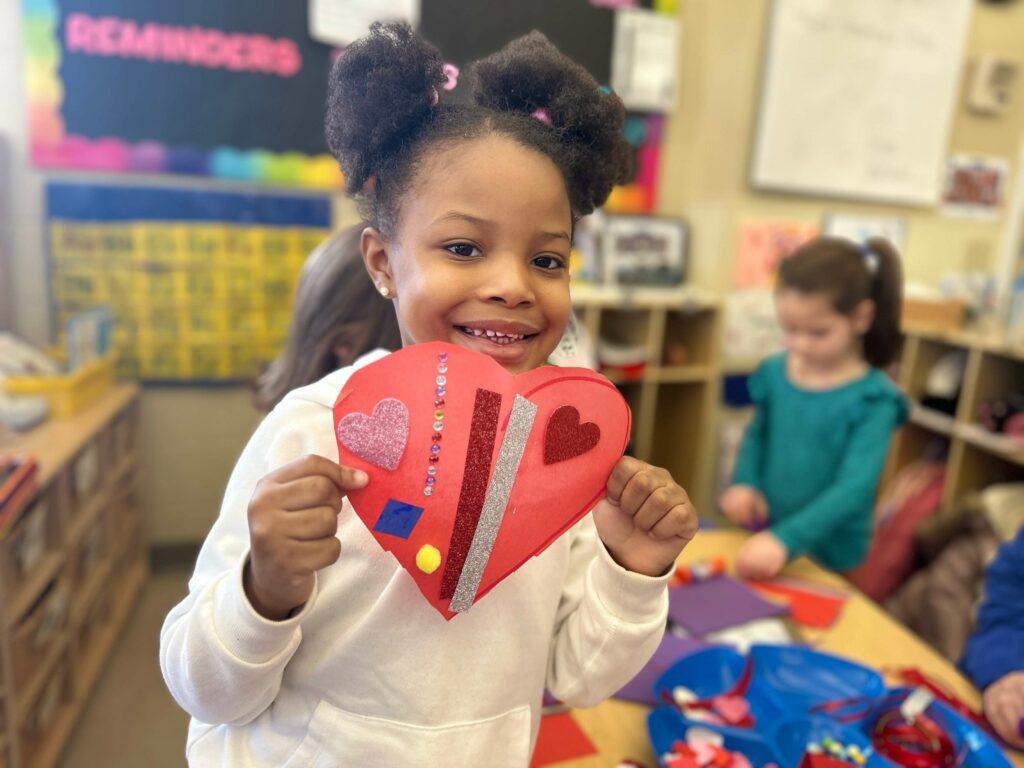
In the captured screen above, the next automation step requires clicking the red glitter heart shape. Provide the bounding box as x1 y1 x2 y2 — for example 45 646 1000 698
333 342 630 620
543 405 601 465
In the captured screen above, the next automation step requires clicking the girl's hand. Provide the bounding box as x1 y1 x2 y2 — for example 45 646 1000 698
719 484 768 529
982 671 1024 749
735 530 788 580
244 455 368 620
592 456 698 577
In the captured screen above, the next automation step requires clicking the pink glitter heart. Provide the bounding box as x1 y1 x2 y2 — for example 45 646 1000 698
337 398 409 471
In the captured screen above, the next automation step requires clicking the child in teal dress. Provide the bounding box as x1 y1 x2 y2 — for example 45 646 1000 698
721 237 908 579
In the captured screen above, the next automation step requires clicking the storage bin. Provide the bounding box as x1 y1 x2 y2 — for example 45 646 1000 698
2 354 116 418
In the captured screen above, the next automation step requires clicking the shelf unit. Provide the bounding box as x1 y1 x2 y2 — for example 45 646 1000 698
886 326 1024 516
0 385 146 768
572 284 723 515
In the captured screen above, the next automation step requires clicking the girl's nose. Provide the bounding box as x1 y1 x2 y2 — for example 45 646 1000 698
482 254 535 308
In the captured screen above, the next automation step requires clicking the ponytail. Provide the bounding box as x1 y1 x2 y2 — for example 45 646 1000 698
861 237 903 368
777 236 904 368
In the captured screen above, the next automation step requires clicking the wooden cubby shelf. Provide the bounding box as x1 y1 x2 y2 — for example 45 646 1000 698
572 284 722 514
887 327 1024 517
0 385 146 768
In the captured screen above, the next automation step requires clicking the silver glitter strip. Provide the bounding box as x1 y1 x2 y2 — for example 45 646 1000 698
449 394 538 613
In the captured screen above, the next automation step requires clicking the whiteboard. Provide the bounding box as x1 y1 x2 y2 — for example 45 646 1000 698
750 0 973 206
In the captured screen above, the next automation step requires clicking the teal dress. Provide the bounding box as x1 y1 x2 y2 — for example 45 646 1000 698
731 353 908 572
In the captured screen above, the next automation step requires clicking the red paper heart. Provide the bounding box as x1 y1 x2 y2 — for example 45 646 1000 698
544 405 601 465
333 342 630 620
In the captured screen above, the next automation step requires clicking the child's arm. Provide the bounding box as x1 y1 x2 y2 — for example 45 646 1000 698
721 369 770 528
768 398 901 560
159 399 338 726
961 530 1024 748
545 459 696 707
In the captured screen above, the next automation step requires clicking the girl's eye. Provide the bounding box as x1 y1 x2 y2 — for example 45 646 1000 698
446 243 482 258
532 254 566 271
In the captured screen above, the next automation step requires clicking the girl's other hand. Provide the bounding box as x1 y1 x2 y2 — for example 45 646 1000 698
593 457 698 577
244 455 368 620
719 484 768 529
982 671 1024 750
734 530 788 580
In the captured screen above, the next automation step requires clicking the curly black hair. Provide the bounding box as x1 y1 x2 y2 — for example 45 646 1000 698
325 22 633 236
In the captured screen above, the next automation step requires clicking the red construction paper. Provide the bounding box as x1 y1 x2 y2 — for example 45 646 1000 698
529 713 598 767
746 577 847 629
334 342 631 620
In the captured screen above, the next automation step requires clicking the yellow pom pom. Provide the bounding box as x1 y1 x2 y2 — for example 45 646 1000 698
416 545 441 574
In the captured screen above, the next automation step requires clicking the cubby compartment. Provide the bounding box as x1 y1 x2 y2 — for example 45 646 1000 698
615 382 645 456
904 337 968 416
661 307 717 370
72 585 114 696
10 579 69 690
968 352 1024 435
17 650 72 768
947 441 1024 505
597 309 653 381
650 382 709 498
1 486 62 621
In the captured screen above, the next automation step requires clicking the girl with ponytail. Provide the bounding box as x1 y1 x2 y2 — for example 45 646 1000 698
721 236 908 580
162 23 696 767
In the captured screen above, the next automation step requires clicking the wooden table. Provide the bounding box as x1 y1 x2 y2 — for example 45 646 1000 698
551 529 1024 768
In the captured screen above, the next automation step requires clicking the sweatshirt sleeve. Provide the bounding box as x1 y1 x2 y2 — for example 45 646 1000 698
771 396 900 559
545 515 671 707
731 363 770 489
960 529 1024 691
159 398 328 726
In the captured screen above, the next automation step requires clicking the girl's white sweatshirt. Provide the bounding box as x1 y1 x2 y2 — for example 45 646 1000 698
160 350 671 767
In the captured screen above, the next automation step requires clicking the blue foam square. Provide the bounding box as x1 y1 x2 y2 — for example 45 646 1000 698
373 499 425 539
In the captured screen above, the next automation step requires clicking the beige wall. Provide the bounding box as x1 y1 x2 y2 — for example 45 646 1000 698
659 0 1024 292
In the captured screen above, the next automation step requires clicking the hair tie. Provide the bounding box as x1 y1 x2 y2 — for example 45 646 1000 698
860 245 880 276
531 108 552 126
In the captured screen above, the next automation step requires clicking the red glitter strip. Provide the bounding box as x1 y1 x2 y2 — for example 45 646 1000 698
439 388 501 600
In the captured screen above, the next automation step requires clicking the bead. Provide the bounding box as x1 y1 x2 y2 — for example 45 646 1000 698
426 476 436 485
417 544 441 573
437 364 448 374
431 433 442 442
438 353 448 362
431 443 441 453
434 410 444 420
436 387 446 397
429 455 439 462
434 399 445 408
427 466 437 476
433 421 444 431
423 486 434 496
435 375 447 386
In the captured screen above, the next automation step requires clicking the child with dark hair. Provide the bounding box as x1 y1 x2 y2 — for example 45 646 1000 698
162 23 696 767
253 225 402 412
721 237 908 579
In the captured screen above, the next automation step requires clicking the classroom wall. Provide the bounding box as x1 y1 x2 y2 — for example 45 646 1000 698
659 0 1024 293
1 3 265 545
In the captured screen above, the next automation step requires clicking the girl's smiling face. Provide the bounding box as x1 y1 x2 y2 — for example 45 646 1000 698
362 134 573 373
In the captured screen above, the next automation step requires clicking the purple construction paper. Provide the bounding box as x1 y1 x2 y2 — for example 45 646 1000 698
614 633 707 705
668 576 788 636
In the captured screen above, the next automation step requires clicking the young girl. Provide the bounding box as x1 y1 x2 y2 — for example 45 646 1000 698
721 237 908 580
161 23 697 767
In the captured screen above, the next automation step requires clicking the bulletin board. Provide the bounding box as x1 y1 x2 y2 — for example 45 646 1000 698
750 0 973 206
22 0 342 186
46 183 331 382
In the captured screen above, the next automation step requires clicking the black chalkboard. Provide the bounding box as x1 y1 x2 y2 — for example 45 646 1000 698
57 0 333 156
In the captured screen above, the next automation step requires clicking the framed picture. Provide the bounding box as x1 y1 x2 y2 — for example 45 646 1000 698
601 215 688 287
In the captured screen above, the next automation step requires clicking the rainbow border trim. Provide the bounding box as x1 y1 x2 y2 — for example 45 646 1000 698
21 0 344 187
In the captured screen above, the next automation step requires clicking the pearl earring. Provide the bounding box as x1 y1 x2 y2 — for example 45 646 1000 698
378 284 390 298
